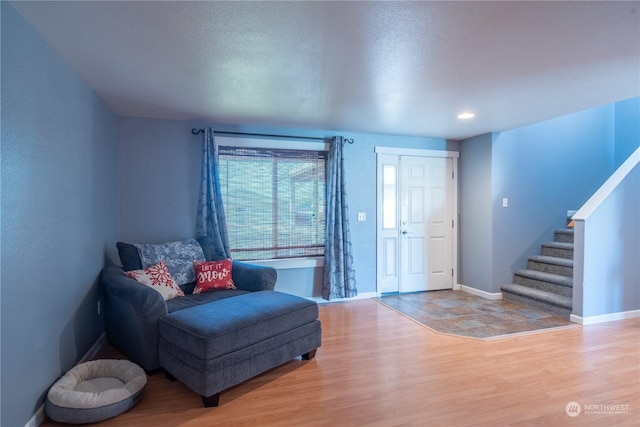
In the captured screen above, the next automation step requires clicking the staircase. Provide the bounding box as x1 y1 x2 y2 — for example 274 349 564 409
501 227 574 318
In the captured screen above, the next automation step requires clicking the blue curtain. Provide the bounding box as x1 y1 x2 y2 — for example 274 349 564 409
195 127 231 258
323 136 357 300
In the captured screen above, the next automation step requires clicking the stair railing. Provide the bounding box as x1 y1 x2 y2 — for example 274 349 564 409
571 146 640 324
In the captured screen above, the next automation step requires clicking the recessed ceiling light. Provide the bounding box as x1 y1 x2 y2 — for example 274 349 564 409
457 112 475 120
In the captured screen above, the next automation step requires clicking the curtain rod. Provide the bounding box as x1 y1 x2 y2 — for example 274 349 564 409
191 128 354 144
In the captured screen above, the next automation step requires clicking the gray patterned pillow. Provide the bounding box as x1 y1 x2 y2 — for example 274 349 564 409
133 239 205 286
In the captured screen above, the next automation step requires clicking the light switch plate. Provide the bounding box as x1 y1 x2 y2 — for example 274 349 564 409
502 198 509 208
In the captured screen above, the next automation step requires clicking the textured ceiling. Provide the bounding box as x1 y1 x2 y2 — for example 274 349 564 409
11 1 640 139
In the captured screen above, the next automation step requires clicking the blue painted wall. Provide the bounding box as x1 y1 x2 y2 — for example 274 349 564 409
118 119 203 245
1 4 120 426
460 100 638 295
2 3 638 424
490 105 615 291
614 97 640 167
118 118 457 297
575 163 640 318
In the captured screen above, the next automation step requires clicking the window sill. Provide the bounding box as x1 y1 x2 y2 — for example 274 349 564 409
247 257 324 270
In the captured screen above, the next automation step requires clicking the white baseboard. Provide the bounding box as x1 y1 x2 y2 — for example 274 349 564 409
312 292 378 304
27 333 107 427
570 309 640 325
459 285 503 300
25 405 45 427
79 332 107 363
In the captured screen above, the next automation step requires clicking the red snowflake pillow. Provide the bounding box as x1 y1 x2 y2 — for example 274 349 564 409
125 261 185 300
193 259 237 294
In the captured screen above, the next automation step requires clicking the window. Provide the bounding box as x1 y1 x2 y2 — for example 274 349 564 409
218 143 327 261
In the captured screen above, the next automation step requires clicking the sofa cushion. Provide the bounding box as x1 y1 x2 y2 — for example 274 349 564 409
117 239 206 286
165 289 249 313
159 291 319 360
124 261 185 301
193 259 236 294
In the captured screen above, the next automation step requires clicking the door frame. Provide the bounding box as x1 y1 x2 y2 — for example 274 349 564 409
375 147 459 295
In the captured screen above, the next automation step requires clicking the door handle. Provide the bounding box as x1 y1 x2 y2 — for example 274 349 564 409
402 230 408 235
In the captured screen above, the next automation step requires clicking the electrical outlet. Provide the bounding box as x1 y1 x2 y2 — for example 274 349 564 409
97 300 101 316
357 212 366 222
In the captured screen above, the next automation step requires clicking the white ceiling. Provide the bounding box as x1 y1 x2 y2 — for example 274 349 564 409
11 1 640 140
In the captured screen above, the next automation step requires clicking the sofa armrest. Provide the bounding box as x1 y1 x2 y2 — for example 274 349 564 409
101 266 168 371
232 261 277 292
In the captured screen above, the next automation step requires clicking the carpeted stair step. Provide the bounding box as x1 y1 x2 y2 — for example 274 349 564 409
541 241 574 259
514 269 573 296
527 255 573 277
554 228 574 244
501 284 572 318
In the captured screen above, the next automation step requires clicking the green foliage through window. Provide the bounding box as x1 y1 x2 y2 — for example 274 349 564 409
218 146 327 261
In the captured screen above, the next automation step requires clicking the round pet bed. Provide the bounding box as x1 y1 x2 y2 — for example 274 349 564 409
45 359 146 424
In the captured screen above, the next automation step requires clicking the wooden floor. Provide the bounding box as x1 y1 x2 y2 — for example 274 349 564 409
43 299 639 427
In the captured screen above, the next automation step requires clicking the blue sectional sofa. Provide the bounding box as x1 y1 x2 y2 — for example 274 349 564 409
101 237 322 406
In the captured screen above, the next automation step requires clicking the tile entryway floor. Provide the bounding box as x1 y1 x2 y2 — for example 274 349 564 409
375 290 577 339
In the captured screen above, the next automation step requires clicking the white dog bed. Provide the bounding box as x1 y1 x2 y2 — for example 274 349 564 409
46 359 146 424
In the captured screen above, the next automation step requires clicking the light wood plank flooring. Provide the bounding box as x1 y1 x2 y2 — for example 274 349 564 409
43 299 639 426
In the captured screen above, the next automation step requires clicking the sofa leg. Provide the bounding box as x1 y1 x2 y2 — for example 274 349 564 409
202 393 221 408
302 349 317 360
145 368 162 376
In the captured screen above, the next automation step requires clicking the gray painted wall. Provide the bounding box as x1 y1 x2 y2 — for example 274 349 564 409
459 133 493 292
1 3 120 426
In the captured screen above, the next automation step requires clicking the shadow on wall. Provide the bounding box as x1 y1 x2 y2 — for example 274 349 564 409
105 245 120 268
59 277 103 368
50 275 104 402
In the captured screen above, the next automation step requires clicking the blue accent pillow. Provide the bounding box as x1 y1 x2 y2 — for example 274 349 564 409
117 239 206 286
116 241 143 271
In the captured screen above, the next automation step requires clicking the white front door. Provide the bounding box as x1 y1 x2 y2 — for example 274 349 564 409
377 151 456 294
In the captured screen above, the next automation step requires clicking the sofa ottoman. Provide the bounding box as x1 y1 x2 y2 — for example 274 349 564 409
158 290 321 407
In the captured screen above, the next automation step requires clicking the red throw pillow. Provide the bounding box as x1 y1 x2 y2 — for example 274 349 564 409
125 261 185 300
193 259 237 294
